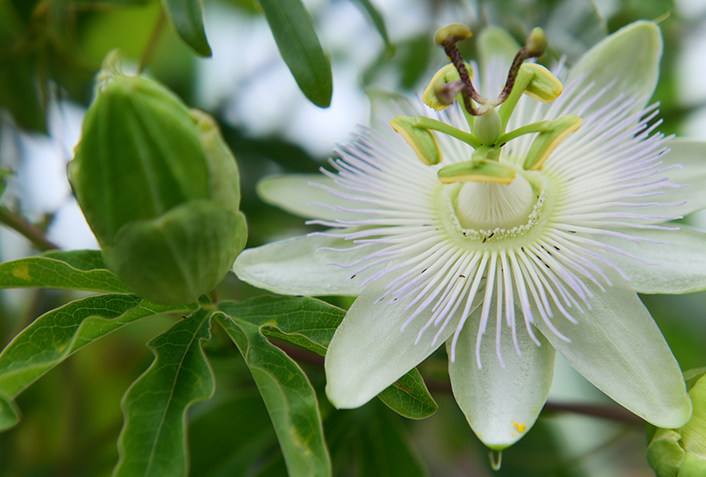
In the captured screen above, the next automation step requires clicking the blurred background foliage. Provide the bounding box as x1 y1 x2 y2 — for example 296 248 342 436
0 0 705 475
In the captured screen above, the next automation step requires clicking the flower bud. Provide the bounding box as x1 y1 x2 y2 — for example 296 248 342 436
389 115 443 166
434 23 472 46
647 371 706 476
69 64 247 304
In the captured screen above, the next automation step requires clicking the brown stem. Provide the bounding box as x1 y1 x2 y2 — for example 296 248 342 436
0 206 59 251
441 41 487 115
138 11 166 74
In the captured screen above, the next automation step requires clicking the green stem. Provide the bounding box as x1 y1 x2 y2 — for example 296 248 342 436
137 10 166 74
0 206 58 251
498 67 534 131
414 117 481 149
496 120 551 145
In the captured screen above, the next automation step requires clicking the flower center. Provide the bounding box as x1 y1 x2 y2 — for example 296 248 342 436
453 173 535 230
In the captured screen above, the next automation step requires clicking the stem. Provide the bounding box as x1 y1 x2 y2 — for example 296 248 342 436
496 120 551 146
138 11 166 74
414 117 481 149
0 206 58 251
498 66 534 131
441 41 487 115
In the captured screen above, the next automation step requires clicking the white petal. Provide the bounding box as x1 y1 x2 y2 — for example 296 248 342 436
257 174 374 221
233 234 382 296
656 138 706 217
535 269 692 429
597 225 706 294
448 302 555 450
566 21 662 114
325 277 469 408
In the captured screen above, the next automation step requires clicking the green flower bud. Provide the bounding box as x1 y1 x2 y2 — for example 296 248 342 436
389 115 443 166
69 65 247 304
647 370 706 477
434 23 472 46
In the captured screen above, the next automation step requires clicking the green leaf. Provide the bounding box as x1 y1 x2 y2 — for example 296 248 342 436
113 307 215 477
189 391 279 477
161 0 212 56
215 311 331 477
259 0 332 108
0 391 20 431
0 294 192 430
350 0 393 54
0 249 131 293
0 57 45 132
376 369 437 420
219 296 438 419
326 399 428 477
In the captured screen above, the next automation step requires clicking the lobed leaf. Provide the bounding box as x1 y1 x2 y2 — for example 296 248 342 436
259 0 333 108
161 0 212 56
113 307 215 477
0 249 131 293
0 294 192 431
215 311 331 477
220 296 438 419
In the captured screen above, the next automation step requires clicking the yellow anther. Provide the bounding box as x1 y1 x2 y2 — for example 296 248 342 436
521 64 563 103
390 115 443 166
438 159 516 184
434 24 472 46
523 114 582 171
422 63 470 111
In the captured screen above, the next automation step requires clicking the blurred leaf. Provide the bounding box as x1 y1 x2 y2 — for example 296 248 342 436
0 168 12 199
113 307 215 477
74 0 149 5
161 0 212 56
685 367 706 391
190 391 279 477
215 311 332 477
0 294 193 431
0 250 131 293
0 391 20 431
259 0 333 108
0 57 45 132
326 399 428 477
0 0 24 47
399 34 433 89
377 369 437 420
351 0 394 54
221 296 438 419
